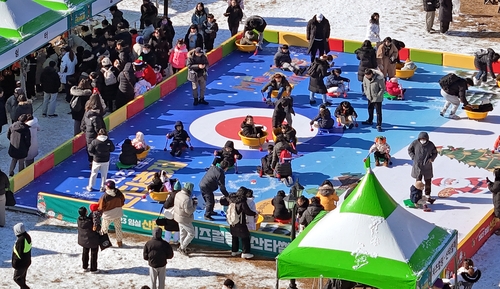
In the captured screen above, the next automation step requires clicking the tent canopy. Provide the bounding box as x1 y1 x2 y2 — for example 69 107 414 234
276 169 457 289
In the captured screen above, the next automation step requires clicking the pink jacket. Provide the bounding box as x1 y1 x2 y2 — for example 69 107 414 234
169 44 188 69
385 81 402 96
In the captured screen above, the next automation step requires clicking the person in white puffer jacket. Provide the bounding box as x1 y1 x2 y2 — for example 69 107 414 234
24 115 40 167
365 13 381 46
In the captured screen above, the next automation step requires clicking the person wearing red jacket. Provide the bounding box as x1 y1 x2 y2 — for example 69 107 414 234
132 58 157 87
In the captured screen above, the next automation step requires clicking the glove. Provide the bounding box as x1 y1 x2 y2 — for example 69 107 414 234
309 121 314 125
166 134 172 139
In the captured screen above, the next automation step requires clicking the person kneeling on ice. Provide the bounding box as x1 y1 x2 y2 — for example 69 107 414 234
273 45 306 75
334 101 358 129
271 134 297 181
240 115 263 138
385 77 406 99
486 168 500 235
166 121 190 157
261 73 292 104
316 180 339 211
210 140 242 170
400 58 417 71
369 136 391 167
258 144 274 177
310 104 334 129
410 181 432 212
326 68 350 95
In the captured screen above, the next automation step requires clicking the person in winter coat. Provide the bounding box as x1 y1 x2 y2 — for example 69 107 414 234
109 5 125 28
141 44 158 69
0 88 7 133
161 180 181 243
271 190 291 220
192 3 209 33
361 69 386 132
40 60 61 117
245 189 258 231
272 96 294 128
366 13 381 46
79 50 98 75
408 132 438 203
424 0 439 33
143 19 156 44
376 37 399 79
13 94 33 125
271 134 297 176
166 121 191 157
169 39 188 74
306 14 331 63
116 40 134 65
186 47 209 105
158 16 176 46
211 140 243 168
240 115 264 138
308 55 331 105
316 181 339 211
199 161 230 220
143 227 174 289
334 101 358 129
116 62 137 109
279 123 297 147
228 187 257 259
439 74 473 119
149 29 170 70
119 139 140 166
203 14 219 52
325 68 350 95
7 114 31 177
133 36 145 59
98 180 125 247
97 57 119 112
299 196 324 227
70 78 93 136
355 40 378 89
140 0 158 29
296 195 310 220
0 168 10 227
486 168 500 234
77 206 100 273
410 181 432 211
261 73 292 104
385 77 405 98
310 103 334 129
273 45 305 75
258 144 274 176
5 88 22 124
173 182 197 256
224 0 243 36
438 0 453 34
87 129 115 192
474 48 500 83
60 46 78 103
12 223 32 289
184 25 204 51
24 115 40 167
81 93 106 164
243 15 267 47
369 135 391 166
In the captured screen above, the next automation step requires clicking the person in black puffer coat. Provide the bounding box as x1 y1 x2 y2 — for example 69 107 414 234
474 48 499 83
166 121 190 157
70 78 93 136
299 196 324 227
355 40 378 86
296 195 310 220
119 139 140 166
79 51 97 75
486 168 500 222
7 114 31 177
271 190 291 220
308 55 330 106
240 115 263 138
0 87 8 133
77 206 100 273
143 227 174 289
116 62 137 109
87 129 115 192
306 14 330 63
13 95 33 124
81 93 106 164
228 187 257 259
212 140 242 168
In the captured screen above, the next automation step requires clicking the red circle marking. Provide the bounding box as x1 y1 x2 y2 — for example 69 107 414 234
215 116 273 140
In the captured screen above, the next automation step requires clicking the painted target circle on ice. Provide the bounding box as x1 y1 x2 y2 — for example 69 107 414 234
189 108 317 150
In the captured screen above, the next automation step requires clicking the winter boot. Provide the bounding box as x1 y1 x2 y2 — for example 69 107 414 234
193 98 199 106
427 196 436 204
117 241 123 248
375 160 380 166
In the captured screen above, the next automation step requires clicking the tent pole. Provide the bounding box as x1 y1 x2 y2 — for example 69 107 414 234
288 203 297 289
319 275 323 288
275 259 279 289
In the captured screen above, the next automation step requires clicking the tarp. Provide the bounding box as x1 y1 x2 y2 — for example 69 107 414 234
276 168 457 289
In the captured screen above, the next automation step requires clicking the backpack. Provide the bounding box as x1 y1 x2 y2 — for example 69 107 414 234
280 149 292 164
439 73 460 89
70 95 82 112
226 203 241 226
307 62 319 78
102 67 117 86
474 49 488 58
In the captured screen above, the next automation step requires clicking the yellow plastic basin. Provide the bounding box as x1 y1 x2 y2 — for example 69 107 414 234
238 131 268 147
465 111 488 120
136 146 151 160
150 191 169 202
235 39 257 52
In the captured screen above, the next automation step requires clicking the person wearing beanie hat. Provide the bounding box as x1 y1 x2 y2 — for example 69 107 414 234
12 222 32 288
133 36 145 59
173 181 197 256
77 206 100 273
223 278 236 289
143 227 174 289
315 180 339 211
186 45 209 106
97 178 125 247
89 203 102 232
306 13 330 62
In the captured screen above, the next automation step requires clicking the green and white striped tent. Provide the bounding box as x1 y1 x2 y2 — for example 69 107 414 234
276 169 458 289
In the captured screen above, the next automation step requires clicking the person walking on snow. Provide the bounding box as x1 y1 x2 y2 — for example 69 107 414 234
173 182 197 256
77 206 100 273
143 227 174 289
306 14 331 63
408 132 438 204
98 180 125 247
423 0 439 33
12 223 32 289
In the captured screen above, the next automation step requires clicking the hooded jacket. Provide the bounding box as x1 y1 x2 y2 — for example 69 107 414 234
173 188 196 224
119 139 139 165
12 223 32 269
408 132 438 180
271 139 297 169
355 46 378 82
81 109 105 144
8 121 31 160
25 117 40 160
271 192 291 220
308 58 329 94
13 101 33 123
88 135 115 163
169 44 188 69
214 141 242 167
77 208 100 248
299 201 324 227
143 227 174 268
167 121 189 142
228 191 256 238
98 188 125 220
316 185 339 211
40 66 61 93
410 185 423 204
312 107 335 129
116 62 137 108
199 165 229 196
70 86 92 121
362 70 386 103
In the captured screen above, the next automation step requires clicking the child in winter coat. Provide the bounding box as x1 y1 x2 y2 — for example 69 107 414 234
258 144 274 176
212 140 242 168
153 65 163 84
245 188 258 230
203 14 219 52
315 180 339 211
280 123 297 148
89 203 102 232
169 39 188 74
410 181 431 211
119 138 141 166
132 131 148 151
385 77 405 99
369 136 391 166
334 101 358 129
148 171 165 192
271 190 291 220
326 68 350 95
134 71 152 97
240 115 264 138
261 73 292 104
239 30 256 45
310 104 334 129
166 121 190 157
401 59 417 71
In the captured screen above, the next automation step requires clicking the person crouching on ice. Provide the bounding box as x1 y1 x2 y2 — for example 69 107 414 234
334 101 357 129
